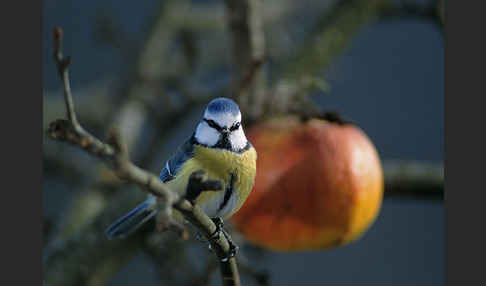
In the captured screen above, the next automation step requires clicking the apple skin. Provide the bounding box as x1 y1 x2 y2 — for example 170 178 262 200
231 116 384 251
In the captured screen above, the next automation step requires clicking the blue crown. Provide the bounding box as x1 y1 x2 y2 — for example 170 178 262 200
205 97 240 116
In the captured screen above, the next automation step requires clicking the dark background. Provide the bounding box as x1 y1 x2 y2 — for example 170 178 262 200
43 0 443 285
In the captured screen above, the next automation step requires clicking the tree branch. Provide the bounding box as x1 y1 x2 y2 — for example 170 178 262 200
279 0 388 81
261 0 443 126
280 0 442 82
384 160 443 200
224 0 266 123
53 28 78 125
46 4 233 281
378 0 443 32
47 27 241 286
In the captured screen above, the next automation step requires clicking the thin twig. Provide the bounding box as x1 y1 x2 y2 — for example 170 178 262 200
53 28 78 125
47 27 241 286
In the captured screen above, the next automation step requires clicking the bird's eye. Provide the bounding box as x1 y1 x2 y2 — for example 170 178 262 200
204 119 222 131
230 122 240 131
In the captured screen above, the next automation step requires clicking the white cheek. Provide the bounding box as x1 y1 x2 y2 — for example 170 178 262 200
195 122 220 146
230 127 247 150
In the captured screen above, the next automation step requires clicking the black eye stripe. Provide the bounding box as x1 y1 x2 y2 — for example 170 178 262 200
204 119 222 131
230 122 240 131
204 119 240 132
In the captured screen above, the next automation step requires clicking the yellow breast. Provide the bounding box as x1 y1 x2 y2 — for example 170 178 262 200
165 144 257 219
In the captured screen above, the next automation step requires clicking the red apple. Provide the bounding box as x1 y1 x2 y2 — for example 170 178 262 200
232 116 384 251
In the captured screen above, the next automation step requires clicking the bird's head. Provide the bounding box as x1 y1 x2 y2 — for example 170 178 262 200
195 97 248 152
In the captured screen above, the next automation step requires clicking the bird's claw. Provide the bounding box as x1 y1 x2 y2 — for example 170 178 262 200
209 217 224 242
211 217 239 261
196 217 223 243
221 242 239 262
197 218 239 260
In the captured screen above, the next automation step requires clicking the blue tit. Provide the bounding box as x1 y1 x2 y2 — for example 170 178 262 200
106 97 257 241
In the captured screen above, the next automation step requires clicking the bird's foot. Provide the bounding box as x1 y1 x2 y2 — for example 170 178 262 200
208 217 224 241
220 241 238 262
209 217 239 262
195 217 223 249
196 218 224 243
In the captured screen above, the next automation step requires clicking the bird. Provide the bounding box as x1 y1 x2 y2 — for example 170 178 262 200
105 97 257 258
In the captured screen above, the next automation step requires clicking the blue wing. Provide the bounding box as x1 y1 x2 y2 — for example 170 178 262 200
159 136 196 182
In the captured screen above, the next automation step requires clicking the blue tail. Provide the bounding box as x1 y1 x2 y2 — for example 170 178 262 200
105 198 158 240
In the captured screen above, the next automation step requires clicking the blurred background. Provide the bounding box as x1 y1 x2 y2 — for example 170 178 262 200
43 0 444 285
